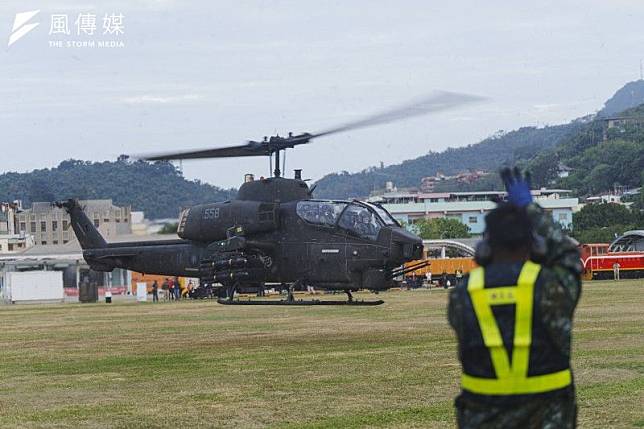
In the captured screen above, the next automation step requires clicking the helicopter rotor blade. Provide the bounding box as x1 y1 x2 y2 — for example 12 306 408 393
311 91 484 139
141 141 266 161
136 91 484 162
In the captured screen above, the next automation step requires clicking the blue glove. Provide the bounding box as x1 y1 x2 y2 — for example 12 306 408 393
501 167 532 208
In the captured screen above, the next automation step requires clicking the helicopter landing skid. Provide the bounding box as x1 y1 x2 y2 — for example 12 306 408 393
216 298 384 306
216 288 384 306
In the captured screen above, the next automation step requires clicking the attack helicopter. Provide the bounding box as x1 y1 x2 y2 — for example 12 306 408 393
57 91 481 305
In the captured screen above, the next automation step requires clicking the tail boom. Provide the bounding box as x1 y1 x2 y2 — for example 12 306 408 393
55 199 107 250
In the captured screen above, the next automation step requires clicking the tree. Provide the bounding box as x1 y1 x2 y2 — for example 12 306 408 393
573 225 633 244
562 139 644 195
28 178 54 202
639 171 644 210
572 203 635 231
571 202 641 244
529 152 560 188
414 217 470 239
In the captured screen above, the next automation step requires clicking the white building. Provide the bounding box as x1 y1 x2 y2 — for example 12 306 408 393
0 233 177 298
0 202 34 254
585 187 641 207
370 189 579 235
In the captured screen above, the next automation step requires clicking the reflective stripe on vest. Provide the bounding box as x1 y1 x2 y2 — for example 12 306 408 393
461 261 572 395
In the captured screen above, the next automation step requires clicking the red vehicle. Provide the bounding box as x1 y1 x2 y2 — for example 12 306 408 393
579 231 644 280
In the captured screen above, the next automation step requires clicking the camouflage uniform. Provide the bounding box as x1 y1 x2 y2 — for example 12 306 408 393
448 203 583 429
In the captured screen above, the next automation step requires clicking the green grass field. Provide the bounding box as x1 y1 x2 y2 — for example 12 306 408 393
0 279 642 428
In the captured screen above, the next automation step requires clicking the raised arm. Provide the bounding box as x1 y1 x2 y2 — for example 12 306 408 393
501 167 582 304
502 168 582 356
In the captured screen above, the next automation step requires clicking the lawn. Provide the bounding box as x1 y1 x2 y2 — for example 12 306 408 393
0 279 642 428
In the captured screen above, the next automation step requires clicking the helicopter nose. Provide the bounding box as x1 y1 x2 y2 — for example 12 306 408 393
391 228 424 261
404 241 424 260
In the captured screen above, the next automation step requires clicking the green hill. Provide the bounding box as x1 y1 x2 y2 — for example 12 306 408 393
314 122 585 198
432 105 644 198
527 104 644 195
314 80 644 199
599 79 644 117
0 159 235 219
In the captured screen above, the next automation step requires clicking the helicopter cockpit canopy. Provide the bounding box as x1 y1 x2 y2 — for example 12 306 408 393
296 200 398 240
337 204 382 240
361 201 399 226
296 201 347 226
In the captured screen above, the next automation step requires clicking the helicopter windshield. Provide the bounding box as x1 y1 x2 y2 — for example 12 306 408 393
296 201 384 240
296 201 348 226
362 202 399 226
338 203 382 240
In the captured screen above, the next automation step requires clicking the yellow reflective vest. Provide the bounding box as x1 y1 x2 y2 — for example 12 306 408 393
461 261 572 395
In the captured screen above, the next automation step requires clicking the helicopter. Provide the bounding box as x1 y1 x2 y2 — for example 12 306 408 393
56 91 481 305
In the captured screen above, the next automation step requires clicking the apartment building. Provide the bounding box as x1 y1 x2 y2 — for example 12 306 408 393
16 199 131 246
370 189 579 235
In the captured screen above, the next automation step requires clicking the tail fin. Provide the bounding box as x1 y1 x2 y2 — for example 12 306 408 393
55 199 107 249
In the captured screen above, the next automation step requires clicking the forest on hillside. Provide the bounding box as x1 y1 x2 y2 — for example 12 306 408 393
313 122 584 198
0 159 235 219
525 104 644 195
313 80 644 199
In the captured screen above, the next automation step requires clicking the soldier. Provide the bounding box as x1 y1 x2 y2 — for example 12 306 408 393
448 168 582 428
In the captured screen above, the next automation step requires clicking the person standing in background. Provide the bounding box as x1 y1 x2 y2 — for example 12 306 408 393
167 278 174 301
151 280 159 302
161 278 169 301
174 276 181 299
612 262 620 281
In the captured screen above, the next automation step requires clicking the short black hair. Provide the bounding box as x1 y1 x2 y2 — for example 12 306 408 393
484 203 533 251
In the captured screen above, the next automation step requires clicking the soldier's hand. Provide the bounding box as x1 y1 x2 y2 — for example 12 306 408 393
501 167 532 208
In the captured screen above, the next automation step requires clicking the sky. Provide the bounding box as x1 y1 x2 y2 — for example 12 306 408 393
1 0 643 188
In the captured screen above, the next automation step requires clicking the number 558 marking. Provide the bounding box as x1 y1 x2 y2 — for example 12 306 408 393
203 207 220 220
